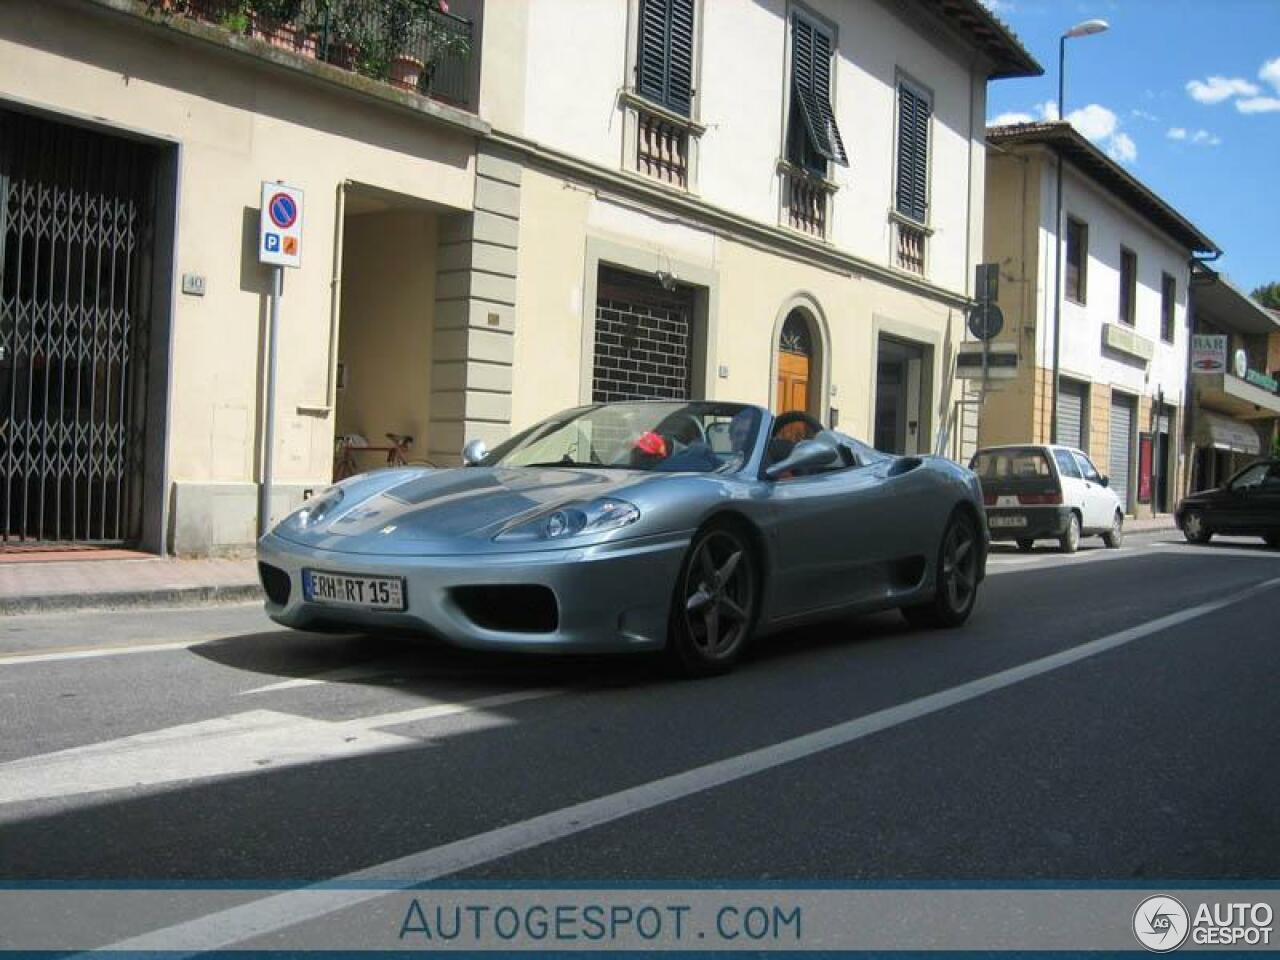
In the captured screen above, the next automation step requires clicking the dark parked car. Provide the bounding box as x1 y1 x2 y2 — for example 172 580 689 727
1176 459 1280 548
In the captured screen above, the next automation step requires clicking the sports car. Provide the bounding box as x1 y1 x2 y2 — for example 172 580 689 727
257 401 988 675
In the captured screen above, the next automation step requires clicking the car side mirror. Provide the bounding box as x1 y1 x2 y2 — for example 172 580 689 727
1100 475 1110 488
461 438 488 466
765 437 839 480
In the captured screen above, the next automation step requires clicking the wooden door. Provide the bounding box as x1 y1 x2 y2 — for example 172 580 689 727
776 351 811 415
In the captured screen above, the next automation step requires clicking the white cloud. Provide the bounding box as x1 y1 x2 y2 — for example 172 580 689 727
1166 127 1187 140
1107 132 1137 164
979 0 1015 12
1131 108 1159 122
1037 100 1060 121
1260 57 1280 93
1066 103 1118 141
1236 96 1280 114
1186 75 1260 104
1191 129 1221 146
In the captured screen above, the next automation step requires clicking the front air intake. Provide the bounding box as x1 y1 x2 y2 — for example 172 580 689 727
258 562 292 606
451 585 559 633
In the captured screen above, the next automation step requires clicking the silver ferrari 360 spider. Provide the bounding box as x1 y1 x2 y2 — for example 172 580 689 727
258 401 988 675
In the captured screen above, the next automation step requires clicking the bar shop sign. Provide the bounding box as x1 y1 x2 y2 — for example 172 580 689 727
1190 335 1227 374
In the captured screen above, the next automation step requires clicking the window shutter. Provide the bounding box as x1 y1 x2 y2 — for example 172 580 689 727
667 0 694 116
896 84 930 223
790 16 848 167
637 0 694 117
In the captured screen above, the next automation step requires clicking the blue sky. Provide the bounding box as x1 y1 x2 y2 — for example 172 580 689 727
983 0 1278 294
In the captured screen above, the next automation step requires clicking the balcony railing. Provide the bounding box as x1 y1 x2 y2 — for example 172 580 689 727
894 219 927 275
780 164 833 238
636 108 689 189
163 0 475 106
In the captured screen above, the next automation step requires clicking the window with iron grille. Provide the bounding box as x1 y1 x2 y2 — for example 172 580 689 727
636 0 695 117
1161 272 1176 343
895 80 931 224
1118 247 1137 325
1066 217 1088 304
786 12 847 175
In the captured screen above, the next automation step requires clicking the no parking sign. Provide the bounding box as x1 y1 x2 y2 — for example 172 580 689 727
259 181 304 268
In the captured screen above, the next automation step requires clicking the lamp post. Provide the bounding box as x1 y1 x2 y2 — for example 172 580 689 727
1049 18 1109 445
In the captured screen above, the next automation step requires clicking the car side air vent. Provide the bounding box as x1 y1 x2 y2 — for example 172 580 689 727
887 456 923 477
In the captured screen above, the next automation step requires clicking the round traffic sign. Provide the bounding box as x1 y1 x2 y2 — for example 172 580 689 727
967 302 1004 341
268 192 298 229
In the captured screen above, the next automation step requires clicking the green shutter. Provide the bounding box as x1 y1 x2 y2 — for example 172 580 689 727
896 84 930 223
637 0 694 117
790 15 848 167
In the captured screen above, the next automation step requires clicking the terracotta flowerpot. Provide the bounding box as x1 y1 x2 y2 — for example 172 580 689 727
389 54 425 92
252 15 303 53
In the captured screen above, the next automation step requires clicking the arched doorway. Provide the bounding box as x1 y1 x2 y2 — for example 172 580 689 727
776 309 814 416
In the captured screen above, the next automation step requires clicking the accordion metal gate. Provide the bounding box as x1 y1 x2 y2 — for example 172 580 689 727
0 108 158 547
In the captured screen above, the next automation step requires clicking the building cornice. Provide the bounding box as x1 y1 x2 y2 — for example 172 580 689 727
486 130 974 310
77 0 491 137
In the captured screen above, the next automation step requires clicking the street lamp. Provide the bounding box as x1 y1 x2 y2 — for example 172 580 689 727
1049 18 1109 445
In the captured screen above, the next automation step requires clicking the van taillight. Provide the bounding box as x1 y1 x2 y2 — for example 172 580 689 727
1018 492 1063 505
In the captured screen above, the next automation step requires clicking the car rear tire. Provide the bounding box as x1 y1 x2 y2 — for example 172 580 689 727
667 523 759 677
1059 513 1081 554
1102 511 1124 548
1016 539 1034 553
902 510 980 630
1182 509 1212 544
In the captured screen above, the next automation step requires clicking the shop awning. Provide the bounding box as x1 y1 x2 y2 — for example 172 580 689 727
1194 410 1263 455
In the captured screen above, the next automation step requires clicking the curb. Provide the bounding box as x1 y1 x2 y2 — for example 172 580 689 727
0 583 264 617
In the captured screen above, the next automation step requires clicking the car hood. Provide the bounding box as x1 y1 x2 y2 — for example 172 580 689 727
1181 486 1226 506
273 466 652 554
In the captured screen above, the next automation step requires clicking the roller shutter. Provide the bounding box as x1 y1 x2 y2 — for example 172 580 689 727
1109 395 1135 512
1056 379 1087 451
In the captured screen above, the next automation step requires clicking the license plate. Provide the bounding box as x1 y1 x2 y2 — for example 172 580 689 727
303 570 405 610
989 515 1028 528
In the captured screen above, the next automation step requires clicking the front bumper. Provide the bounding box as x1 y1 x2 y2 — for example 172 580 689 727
983 506 1072 541
257 530 691 653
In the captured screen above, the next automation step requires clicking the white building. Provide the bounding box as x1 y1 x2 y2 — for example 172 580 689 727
980 122 1219 516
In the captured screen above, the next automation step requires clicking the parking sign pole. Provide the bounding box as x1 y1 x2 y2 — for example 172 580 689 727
259 264 282 538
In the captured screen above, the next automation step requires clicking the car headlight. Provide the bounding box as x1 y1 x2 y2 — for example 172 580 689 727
495 498 640 542
283 486 345 531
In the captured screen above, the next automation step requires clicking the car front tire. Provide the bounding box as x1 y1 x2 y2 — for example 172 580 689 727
667 523 759 677
1102 511 1124 548
1182 509 1212 544
1059 512 1081 554
902 509 980 630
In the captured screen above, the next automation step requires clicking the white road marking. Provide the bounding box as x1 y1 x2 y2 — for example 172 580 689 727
0 636 224 666
101 576 1280 955
238 664 397 695
0 689 559 807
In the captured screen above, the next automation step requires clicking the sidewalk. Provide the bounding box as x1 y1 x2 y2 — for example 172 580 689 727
0 513 1179 616
0 554 260 616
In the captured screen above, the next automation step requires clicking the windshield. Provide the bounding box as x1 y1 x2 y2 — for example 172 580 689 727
970 447 1054 480
481 402 762 473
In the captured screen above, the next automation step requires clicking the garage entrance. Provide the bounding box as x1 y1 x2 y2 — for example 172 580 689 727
0 108 162 547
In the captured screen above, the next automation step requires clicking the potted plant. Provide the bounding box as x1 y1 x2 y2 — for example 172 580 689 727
250 0 307 53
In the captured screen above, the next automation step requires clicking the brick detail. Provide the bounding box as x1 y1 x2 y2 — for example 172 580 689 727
591 286 693 403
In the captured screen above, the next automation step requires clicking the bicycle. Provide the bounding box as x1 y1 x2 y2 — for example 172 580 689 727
333 433 436 481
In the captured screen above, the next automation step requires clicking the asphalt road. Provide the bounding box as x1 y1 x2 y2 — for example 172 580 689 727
2 529 1278 900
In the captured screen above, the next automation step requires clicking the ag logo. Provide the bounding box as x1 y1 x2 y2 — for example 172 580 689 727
1133 895 1190 952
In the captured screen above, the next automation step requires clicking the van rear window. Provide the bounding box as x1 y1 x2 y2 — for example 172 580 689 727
970 449 1053 480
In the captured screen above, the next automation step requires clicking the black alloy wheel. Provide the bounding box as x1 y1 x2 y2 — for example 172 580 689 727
669 525 758 676
902 510 981 629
